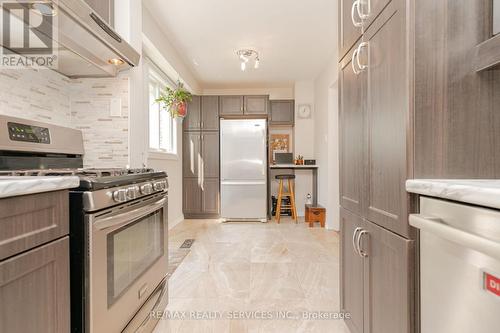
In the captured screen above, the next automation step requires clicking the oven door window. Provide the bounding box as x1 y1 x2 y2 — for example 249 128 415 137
107 210 164 306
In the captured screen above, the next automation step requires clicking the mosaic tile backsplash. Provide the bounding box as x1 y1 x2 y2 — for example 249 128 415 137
0 68 129 168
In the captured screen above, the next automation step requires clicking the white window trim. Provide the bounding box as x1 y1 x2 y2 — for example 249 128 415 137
146 57 179 158
148 150 179 161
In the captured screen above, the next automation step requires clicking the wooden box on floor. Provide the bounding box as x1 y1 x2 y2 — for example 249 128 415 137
305 204 326 227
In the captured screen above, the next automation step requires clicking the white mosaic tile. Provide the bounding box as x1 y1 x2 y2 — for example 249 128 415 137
0 68 130 168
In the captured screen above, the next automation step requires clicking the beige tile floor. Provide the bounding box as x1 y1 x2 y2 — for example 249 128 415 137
153 217 350 333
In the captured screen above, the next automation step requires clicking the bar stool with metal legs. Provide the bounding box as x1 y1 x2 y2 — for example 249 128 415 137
275 174 298 223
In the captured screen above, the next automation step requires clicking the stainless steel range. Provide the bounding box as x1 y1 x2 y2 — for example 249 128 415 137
0 115 169 333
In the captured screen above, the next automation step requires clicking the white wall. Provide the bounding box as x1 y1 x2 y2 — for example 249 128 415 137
313 59 339 230
293 81 315 216
114 1 201 229
142 6 202 94
139 5 202 229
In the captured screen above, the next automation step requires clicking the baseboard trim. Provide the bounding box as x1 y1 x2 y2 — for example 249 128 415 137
168 215 185 230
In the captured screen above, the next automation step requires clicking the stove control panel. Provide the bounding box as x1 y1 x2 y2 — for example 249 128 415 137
111 180 168 204
8 122 51 144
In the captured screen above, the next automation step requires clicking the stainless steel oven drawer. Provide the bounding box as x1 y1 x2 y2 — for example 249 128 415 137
122 276 169 333
0 190 69 260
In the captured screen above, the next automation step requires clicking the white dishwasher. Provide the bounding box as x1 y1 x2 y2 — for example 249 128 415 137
410 197 500 333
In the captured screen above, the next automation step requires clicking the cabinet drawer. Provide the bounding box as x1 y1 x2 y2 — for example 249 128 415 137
0 190 69 260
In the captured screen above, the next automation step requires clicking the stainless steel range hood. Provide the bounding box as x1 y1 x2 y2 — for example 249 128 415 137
1 0 140 78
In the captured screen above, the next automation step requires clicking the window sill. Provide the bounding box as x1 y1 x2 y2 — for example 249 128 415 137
148 150 179 161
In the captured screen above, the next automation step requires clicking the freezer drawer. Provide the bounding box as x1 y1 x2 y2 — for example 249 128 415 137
221 182 267 220
411 197 500 333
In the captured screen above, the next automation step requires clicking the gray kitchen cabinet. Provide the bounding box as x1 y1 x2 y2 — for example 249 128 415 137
360 0 393 31
184 95 202 131
414 0 500 177
201 96 220 130
202 178 220 215
340 208 365 333
363 219 414 333
339 1 500 333
0 190 69 261
0 237 70 333
183 120 220 218
183 132 201 178
183 177 220 218
183 178 202 214
339 41 366 218
244 95 268 115
340 208 414 333
202 132 220 178
84 0 114 26
185 96 219 131
269 100 295 126
220 96 244 116
364 0 409 238
220 95 269 116
339 0 363 60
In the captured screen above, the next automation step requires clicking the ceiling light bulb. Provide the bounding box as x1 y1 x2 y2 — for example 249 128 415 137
241 61 246 71
254 58 260 69
108 58 125 66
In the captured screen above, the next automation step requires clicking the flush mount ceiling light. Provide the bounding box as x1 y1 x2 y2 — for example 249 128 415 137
236 49 260 72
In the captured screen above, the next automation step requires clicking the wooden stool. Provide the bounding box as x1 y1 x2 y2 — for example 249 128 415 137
305 204 326 227
275 175 298 224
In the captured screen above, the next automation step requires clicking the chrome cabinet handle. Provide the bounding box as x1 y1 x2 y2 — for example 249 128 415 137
351 0 363 28
356 230 369 257
352 227 363 255
352 48 361 75
356 42 369 72
357 0 371 20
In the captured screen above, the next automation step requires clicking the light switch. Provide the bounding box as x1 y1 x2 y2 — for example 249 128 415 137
110 98 122 117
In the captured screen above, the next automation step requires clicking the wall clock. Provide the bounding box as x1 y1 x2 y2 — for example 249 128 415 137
298 104 312 119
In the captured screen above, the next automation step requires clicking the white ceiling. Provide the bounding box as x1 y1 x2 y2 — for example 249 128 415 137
144 0 337 89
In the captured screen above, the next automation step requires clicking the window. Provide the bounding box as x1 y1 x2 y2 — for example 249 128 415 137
148 62 177 155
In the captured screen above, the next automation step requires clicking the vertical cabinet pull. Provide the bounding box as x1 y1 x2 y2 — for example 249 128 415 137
352 227 363 255
352 42 369 75
356 42 369 71
357 0 371 20
352 48 361 75
356 230 369 257
351 0 363 28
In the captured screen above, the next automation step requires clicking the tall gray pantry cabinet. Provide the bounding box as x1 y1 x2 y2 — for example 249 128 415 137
183 96 221 218
339 1 500 333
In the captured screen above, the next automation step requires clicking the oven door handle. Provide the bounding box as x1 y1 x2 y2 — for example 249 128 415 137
94 197 167 231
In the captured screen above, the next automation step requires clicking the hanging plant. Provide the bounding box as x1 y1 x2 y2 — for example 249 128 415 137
155 81 193 119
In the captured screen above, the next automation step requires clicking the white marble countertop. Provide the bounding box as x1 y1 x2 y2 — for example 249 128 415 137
406 179 500 210
0 176 80 199
269 164 318 169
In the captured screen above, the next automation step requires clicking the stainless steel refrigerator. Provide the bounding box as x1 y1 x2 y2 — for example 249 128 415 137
220 119 267 222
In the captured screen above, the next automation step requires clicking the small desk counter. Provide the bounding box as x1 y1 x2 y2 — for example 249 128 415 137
268 164 319 209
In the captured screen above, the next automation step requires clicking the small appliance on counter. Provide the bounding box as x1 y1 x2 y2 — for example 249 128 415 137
0 115 169 333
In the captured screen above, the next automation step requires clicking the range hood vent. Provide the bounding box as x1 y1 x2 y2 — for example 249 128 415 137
1 0 140 78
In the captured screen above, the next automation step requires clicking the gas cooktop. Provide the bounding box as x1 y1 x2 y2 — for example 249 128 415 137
0 167 167 191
